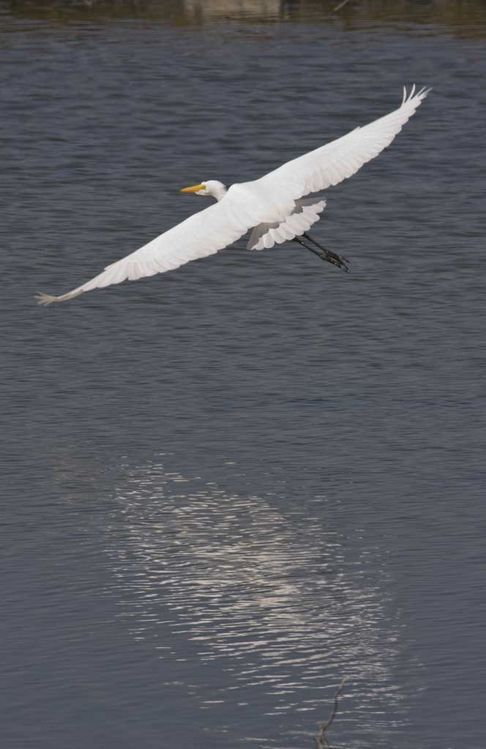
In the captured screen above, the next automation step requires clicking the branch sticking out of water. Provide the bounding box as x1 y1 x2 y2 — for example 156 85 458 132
314 679 346 749
333 0 354 11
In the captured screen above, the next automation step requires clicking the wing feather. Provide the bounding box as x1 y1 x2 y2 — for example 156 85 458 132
256 86 430 203
36 195 255 304
248 198 327 251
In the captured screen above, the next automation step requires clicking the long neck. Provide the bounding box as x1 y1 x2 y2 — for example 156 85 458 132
211 183 227 201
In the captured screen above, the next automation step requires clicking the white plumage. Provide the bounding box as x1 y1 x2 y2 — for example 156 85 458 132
37 85 429 305
248 198 327 251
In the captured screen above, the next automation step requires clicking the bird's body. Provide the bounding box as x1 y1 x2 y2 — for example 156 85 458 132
37 85 429 305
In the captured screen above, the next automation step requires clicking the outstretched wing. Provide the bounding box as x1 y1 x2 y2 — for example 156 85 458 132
255 85 430 204
36 194 258 304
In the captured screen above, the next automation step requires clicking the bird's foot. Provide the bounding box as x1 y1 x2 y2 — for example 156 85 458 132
302 233 350 272
321 248 350 272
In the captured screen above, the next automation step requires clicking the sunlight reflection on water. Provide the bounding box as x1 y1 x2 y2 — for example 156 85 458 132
105 460 418 742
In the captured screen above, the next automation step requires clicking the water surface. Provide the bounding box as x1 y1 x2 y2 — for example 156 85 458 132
1 2 486 747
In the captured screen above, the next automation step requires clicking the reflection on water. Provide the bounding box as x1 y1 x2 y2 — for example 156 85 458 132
184 0 282 21
106 461 418 743
3 0 486 36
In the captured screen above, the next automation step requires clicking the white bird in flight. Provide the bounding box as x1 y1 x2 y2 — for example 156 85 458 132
37 85 429 305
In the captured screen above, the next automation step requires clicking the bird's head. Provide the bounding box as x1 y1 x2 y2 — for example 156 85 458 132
180 180 227 201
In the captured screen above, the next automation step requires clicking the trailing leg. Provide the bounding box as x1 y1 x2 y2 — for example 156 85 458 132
302 233 350 272
294 236 349 272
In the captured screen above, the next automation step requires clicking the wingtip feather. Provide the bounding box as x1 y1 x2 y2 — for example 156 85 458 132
36 292 60 306
402 84 431 106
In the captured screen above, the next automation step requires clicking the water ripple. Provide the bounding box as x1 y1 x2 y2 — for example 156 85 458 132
106 462 417 742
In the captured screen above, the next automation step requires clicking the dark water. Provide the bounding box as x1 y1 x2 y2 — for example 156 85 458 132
1 2 486 747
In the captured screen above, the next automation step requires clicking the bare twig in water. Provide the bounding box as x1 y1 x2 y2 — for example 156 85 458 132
333 0 353 11
314 679 346 748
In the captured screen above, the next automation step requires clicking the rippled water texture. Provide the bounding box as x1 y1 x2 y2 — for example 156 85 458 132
1 2 486 748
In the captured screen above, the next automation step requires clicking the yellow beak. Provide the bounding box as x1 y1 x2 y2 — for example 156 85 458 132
180 183 204 194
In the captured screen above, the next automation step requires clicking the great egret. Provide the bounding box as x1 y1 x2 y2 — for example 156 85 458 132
37 85 429 305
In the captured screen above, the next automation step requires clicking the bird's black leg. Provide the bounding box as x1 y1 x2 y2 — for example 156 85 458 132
294 236 328 263
294 235 350 272
302 232 350 272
